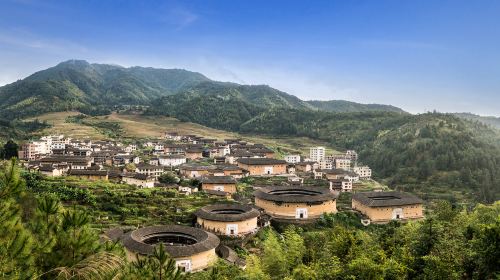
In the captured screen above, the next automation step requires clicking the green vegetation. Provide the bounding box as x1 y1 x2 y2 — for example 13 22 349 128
455 112 500 129
0 60 403 121
1 155 499 279
189 203 500 280
238 110 500 203
307 99 407 113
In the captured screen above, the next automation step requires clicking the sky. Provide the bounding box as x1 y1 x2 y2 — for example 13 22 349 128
1 0 500 116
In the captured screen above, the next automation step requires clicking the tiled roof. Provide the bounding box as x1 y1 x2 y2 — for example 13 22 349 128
237 158 287 165
352 191 423 207
254 185 338 203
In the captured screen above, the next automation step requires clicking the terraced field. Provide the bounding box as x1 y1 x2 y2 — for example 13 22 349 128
30 111 339 156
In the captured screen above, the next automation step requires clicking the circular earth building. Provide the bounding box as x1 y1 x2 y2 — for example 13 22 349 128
194 203 260 236
121 225 220 272
254 185 338 222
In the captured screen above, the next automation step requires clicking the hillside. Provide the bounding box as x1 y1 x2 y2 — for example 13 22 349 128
0 60 402 120
0 60 210 119
307 100 407 113
454 112 500 129
239 110 500 203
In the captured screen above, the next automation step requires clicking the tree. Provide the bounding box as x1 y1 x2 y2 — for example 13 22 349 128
0 158 36 279
2 140 19 160
159 172 180 184
124 163 136 172
261 230 287 279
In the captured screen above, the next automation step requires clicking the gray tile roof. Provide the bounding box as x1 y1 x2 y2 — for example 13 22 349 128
237 158 287 165
352 191 423 207
254 185 338 203
194 204 260 222
121 225 220 257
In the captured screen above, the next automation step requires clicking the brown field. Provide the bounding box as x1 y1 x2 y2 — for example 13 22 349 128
30 111 339 156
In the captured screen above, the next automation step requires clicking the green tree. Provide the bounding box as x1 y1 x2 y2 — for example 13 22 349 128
2 140 19 160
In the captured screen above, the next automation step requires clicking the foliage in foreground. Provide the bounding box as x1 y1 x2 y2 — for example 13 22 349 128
1 159 499 279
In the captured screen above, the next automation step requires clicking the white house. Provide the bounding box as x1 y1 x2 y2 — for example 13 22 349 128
284 155 301 164
158 155 187 167
122 173 155 188
309 147 325 162
353 166 372 179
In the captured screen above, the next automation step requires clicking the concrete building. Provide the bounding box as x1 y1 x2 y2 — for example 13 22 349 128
135 164 164 178
309 147 325 163
352 191 424 224
335 158 352 170
158 155 187 167
353 166 372 179
284 155 301 164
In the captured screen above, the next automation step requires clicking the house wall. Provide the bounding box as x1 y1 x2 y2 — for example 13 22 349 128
125 248 217 272
181 170 210 178
255 197 337 219
202 183 237 194
197 217 258 236
351 199 424 223
71 174 108 181
237 163 286 175
122 177 155 188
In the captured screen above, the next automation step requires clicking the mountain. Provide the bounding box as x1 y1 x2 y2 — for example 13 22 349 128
0 60 210 119
0 60 402 119
307 100 406 113
454 113 500 130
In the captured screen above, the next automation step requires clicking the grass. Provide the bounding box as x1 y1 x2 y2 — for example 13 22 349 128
29 111 339 156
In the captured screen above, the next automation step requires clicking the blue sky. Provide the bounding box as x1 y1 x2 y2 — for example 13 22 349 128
1 0 499 115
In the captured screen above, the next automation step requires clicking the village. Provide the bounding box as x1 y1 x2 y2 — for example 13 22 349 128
18 132 425 272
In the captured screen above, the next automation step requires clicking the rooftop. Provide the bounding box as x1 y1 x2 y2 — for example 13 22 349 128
254 186 338 203
194 204 260 222
121 225 220 257
237 158 287 165
352 191 423 207
201 176 236 184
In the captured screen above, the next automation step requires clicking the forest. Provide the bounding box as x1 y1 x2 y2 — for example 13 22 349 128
1 158 499 280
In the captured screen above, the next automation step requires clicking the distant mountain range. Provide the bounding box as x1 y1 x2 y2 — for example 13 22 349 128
0 60 405 119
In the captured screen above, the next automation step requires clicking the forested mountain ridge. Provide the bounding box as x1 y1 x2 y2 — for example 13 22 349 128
454 112 500 129
0 60 403 119
0 60 210 119
307 99 406 113
238 110 500 202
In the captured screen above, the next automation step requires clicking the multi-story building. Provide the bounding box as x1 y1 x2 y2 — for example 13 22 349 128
335 158 351 170
310 147 325 163
284 154 301 164
353 166 372 179
346 150 358 162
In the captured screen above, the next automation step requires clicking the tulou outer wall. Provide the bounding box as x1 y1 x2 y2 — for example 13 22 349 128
197 217 258 236
352 199 424 223
255 197 337 219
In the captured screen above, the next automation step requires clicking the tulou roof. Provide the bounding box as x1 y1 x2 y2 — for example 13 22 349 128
68 169 108 176
237 158 287 165
352 191 423 207
121 225 220 258
254 185 338 203
201 176 236 184
194 204 260 222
